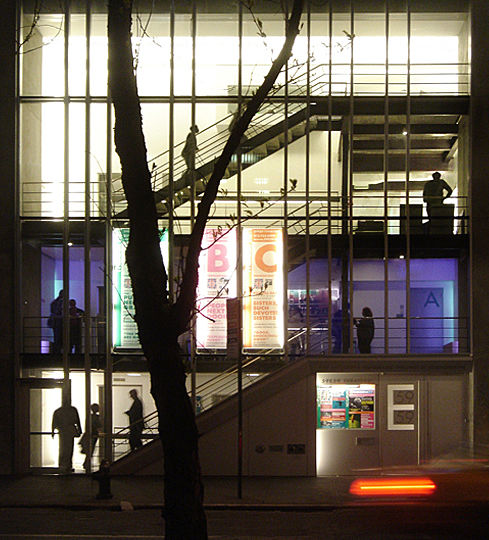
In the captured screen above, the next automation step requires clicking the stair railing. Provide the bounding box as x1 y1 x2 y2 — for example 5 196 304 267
110 322 315 462
111 63 332 213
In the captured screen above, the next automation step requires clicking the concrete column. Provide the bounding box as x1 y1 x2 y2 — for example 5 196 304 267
470 0 489 446
0 1 17 473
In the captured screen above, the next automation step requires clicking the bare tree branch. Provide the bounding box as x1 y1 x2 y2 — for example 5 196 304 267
175 0 304 333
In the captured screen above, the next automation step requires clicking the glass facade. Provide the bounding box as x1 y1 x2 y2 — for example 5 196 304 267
17 0 470 469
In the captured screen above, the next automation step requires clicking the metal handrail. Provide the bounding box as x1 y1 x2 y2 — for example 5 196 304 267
109 313 469 462
111 62 332 209
110 324 311 460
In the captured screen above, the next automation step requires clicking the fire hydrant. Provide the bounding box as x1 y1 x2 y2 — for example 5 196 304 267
93 459 113 500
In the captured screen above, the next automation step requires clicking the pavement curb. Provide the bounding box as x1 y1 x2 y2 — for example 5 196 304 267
0 502 344 511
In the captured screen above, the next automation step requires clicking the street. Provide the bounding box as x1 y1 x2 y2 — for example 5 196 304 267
1 503 488 539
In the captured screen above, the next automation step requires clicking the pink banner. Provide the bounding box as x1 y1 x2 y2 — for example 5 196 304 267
196 229 237 350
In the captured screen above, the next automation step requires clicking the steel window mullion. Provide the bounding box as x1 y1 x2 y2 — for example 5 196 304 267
283 10 289 362
168 1 175 300
14 2 22 373
327 0 333 355
190 0 196 223
348 0 354 354
305 3 311 354
190 0 197 416
84 0 92 473
237 0 243 500
384 0 389 354
63 0 70 389
104 7 114 464
406 0 412 353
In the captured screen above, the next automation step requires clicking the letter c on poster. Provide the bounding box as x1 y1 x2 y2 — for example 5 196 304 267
255 244 277 273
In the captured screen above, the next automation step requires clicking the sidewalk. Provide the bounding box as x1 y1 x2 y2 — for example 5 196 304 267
0 474 354 510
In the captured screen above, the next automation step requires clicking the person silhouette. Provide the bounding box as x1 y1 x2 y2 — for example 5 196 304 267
69 299 84 353
79 403 102 471
125 389 144 451
354 307 375 353
332 305 351 353
51 394 82 474
181 125 199 173
423 171 453 220
49 289 64 353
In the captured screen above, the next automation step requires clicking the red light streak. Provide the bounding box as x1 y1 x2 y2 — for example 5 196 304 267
350 477 436 497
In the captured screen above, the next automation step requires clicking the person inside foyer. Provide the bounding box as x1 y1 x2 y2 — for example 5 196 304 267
125 389 144 451
51 393 82 474
79 403 102 471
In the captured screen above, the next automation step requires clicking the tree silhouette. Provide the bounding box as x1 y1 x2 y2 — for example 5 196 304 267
108 1 304 537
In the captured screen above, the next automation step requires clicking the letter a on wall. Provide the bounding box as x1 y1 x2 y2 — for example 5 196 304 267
424 291 440 308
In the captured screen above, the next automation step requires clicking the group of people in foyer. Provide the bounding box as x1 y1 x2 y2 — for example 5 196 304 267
51 388 145 474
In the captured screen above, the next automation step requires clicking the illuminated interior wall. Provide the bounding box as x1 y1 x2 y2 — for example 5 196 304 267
289 258 459 354
17 3 470 358
39 247 105 319
18 8 469 217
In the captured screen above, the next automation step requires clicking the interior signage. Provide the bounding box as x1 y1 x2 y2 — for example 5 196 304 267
196 228 237 350
387 384 415 430
242 228 284 350
112 228 168 348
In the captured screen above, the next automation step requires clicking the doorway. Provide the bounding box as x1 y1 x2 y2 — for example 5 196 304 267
16 378 64 473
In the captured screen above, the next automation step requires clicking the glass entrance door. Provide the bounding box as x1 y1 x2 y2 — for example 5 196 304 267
29 384 63 471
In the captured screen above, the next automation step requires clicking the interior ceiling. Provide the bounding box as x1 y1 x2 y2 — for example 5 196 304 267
353 114 460 124
33 10 467 38
39 245 105 262
24 0 469 17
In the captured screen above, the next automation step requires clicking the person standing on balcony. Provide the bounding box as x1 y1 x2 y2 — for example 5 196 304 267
49 289 64 353
181 124 199 173
69 298 84 354
125 389 144 451
423 171 453 220
354 307 375 354
332 305 351 353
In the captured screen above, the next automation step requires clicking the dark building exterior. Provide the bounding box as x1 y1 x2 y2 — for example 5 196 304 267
1 0 488 475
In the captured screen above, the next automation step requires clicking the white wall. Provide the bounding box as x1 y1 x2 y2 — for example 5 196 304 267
222 130 343 197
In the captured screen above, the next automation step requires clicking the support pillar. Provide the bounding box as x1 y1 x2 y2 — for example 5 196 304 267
470 0 489 446
0 1 17 474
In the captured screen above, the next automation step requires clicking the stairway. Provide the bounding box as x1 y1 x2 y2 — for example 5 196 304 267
111 63 338 219
110 355 312 475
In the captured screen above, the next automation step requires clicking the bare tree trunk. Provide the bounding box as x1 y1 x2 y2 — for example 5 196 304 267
108 1 303 537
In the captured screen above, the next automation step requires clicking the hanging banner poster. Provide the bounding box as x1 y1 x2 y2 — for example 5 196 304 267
196 228 237 351
316 380 375 430
112 228 169 348
242 228 284 350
